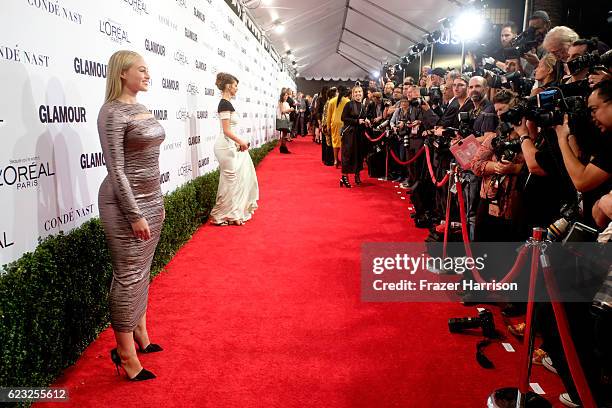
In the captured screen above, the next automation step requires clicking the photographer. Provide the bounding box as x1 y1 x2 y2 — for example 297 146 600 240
495 22 523 74
426 76 474 226
471 90 527 242
383 81 395 100
588 49 612 88
383 86 403 120
461 76 499 239
385 65 400 86
467 76 498 141
521 11 552 74
435 76 473 129
391 90 439 187
557 80 612 228
531 53 558 95
442 70 461 107
366 91 385 129
543 26 579 79
564 38 604 84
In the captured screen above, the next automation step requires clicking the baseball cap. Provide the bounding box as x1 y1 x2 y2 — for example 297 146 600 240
529 10 550 23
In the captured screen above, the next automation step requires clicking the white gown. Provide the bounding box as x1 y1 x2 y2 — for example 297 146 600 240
210 99 259 224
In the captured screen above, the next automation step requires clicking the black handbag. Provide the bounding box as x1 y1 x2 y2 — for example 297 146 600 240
276 113 290 131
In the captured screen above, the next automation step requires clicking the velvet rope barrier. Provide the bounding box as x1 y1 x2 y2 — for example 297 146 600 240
542 261 597 408
454 178 529 285
517 240 542 406
389 146 425 166
423 145 450 187
363 130 387 143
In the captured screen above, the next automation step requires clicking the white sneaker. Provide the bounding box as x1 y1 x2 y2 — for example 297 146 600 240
542 356 558 374
559 392 580 407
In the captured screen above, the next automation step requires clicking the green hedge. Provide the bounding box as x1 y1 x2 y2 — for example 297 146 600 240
0 141 275 390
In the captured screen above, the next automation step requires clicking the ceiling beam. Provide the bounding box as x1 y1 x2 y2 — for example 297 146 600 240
336 51 370 74
336 0 351 53
338 50 378 71
347 6 418 44
358 0 430 34
344 28 401 59
339 40 380 64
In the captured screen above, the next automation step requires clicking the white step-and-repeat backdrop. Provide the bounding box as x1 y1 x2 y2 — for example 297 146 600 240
0 0 295 267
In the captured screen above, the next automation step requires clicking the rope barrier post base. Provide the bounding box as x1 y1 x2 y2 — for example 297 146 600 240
487 228 552 408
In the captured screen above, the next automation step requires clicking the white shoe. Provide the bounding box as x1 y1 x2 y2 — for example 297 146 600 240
559 392 580 407
542 356 558 374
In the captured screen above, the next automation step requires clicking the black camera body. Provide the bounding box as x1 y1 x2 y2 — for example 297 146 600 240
491 132 522 162
410 97 423 107
483 68 535 96
504 26 541 59
420 87 442 105
456 111 478 138
567 52 601 75
449 308 496 338
500 88 589 129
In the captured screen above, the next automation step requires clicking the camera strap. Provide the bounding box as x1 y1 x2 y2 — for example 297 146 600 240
476 339 495 369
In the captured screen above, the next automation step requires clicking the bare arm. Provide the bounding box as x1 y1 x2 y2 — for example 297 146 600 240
556 119 610 192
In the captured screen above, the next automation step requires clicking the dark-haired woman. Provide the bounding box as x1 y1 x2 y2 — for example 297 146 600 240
277 90 294 154
471 90 527 241
321 87 337 166
326 85 351 168
339 85 370 187
315 86 328 158
210 73 259 226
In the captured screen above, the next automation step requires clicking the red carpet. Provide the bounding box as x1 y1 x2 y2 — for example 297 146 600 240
38 137 565 408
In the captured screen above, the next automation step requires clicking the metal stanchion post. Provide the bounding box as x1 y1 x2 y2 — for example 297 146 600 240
384 143 390 180
442 162 457 260
487 227 552 408
516 227 546 408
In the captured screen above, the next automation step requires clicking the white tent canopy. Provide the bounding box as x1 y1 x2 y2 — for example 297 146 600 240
246 0 461 80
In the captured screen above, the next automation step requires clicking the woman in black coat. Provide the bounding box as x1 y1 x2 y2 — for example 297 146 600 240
339 85 370 187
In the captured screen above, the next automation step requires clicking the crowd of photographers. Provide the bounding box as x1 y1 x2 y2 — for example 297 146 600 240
307 9 612 407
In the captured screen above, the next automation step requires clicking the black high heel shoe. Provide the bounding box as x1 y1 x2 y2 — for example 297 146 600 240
354 173 362 185
340 175 352 188
110 348 156 381
133 333 163 354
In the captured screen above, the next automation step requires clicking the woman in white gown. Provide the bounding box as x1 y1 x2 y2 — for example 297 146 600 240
210 73 259 225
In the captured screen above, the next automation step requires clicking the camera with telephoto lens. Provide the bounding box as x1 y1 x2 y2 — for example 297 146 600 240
392 120 414 148
449 308 497 338
491 130 522 163
410 97 424 107
484 68 535 97
456 111 480 138
420 86 442 105
546 203 581 241
503 26 542 60
567 51 602 75
374 119 390 132
499 88 589 129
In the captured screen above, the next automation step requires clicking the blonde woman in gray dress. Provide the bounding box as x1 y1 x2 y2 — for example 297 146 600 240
98 50 164 381
210 73 259 225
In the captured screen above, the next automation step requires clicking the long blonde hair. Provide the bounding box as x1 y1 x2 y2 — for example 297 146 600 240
104 50 141 103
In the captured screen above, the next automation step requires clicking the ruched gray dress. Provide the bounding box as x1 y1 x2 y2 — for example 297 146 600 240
97 100 165 332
